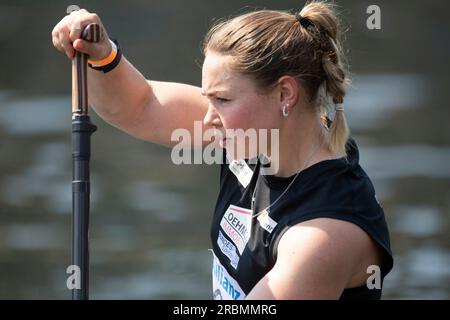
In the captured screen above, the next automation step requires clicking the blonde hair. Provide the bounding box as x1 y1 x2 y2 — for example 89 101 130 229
203 1 351 156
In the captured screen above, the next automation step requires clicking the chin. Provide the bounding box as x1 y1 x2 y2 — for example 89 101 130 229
223 142 260 161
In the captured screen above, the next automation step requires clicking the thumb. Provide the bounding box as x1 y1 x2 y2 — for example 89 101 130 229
73 38 111 61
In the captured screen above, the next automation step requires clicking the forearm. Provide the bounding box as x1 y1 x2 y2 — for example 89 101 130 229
87 55 151 128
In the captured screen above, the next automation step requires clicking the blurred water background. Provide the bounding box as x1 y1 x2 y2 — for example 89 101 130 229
0 0 449 299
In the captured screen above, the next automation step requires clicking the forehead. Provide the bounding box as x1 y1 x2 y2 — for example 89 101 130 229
202 52 252 93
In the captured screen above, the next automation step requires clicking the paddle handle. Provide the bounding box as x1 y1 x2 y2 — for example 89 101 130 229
70 22 100 300
71 23 101 115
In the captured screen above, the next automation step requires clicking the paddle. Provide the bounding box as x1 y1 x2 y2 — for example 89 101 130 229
71 23 100 300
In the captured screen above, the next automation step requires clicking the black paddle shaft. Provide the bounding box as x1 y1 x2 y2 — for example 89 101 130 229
71 23 101 300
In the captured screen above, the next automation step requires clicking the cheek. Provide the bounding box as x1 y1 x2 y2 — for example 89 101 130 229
218 104 251 131
223 99 268 130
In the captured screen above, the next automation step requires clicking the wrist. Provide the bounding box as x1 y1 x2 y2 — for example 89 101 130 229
88 39 122 73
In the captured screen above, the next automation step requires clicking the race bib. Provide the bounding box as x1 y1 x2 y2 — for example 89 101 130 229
217 230 240 269
211 252 245 300
219 204 252 254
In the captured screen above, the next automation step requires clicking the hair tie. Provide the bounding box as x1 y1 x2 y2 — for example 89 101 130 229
335 103 344 112
295 13 314 29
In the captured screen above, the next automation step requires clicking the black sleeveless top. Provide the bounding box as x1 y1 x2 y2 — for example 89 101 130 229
210 137 393 300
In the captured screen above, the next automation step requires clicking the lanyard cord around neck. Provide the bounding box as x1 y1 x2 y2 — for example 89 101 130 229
251 140 324 218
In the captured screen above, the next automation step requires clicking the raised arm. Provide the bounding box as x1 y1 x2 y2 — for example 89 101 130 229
52 9 212 148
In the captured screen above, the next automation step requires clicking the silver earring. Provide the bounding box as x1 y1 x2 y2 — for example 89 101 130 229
282 105 289 117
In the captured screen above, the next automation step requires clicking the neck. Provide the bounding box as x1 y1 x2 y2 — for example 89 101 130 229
269 108 334 178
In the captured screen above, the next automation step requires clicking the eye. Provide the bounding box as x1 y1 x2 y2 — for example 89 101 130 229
215 97 230 103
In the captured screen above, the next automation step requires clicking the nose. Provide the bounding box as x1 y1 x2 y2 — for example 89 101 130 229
203 103 222 128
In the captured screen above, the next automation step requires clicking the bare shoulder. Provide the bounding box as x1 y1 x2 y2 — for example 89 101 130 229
278 218 383 288
247 217 383 299
279 218 374 253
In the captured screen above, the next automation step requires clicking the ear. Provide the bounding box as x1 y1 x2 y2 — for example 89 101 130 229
278 76 299 108
276 75 299 108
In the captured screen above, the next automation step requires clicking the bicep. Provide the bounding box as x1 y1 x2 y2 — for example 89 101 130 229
246 218 363 300
123 80 214 148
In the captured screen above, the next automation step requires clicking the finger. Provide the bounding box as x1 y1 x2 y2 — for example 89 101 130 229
52 15 74 52
68 12 90 43
69 13 98 43
59 32 74 59
51 29 62 51
53 31 67 55
73 39 110 61
69 22 83 44
72 39 93 55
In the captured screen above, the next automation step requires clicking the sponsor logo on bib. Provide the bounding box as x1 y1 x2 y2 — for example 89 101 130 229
212 252 245 300
217 231 240 269
219 204 252 254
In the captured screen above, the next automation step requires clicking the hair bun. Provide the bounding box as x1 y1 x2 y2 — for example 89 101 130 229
299 1 341 41
294 13 315 29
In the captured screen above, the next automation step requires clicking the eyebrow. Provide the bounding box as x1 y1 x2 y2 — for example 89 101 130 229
201 90 226 97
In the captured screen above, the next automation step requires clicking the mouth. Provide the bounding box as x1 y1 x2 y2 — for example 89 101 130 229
219 137 229 148
214 129 229 148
